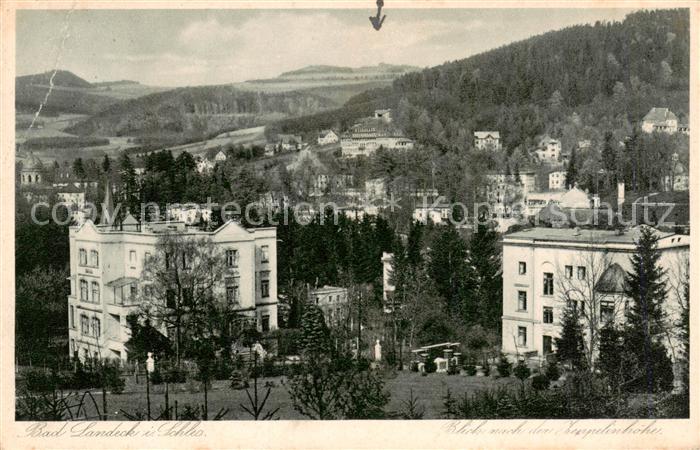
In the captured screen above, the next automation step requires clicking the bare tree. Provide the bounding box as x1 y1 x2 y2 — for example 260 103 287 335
555 243 619 370
139 232 226 364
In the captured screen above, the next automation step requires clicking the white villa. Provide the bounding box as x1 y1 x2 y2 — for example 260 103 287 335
641 108 679 134
501 226 689 377
474 131 501 151
341 109 414 157
317 129 339 145
548 171 567 190
67 218 278 362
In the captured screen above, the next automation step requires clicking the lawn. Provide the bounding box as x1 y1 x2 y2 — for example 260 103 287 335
63 370 516 420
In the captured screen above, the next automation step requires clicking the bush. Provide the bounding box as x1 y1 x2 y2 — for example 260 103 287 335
464 364 477 376
513 361 531 382
149 369 164 385
230 369 249 390
497 354 512 377
545 360 561 381
482 363 491 376
409 361 419 372
23 370 59 392
531 374 551 391
424 360 437 374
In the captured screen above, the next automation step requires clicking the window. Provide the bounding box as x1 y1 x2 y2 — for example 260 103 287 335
543 336 553 355
226 249 239 268
517 326 527 347
80 279 88 301
70 339 76 355
226 285 240 305
181 254 191 270
166 289 176 309
79 249 87 266
517 291 527 311
91 318 101 338
261 315 270 332
165 252 171 269
577 266 586 280
260 271 270 298
130 283 138 300
91 281 100 303
543 272 554 296
129 250 136 263
601 300 614 323
70 306 75 328
80 315 90 335
260 245 270 263
543 306 554 324
565 265 573 279
145 252 151 262
90 250 99 267
518 261 527 275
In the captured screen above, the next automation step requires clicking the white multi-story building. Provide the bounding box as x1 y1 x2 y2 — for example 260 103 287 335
317 129 339 145
535 136 561 163
501 226 688 367
474 131 501 151
67 218 278 362
341 110 414 158
641 108 679 134
548 171 567 190
309 285 349 327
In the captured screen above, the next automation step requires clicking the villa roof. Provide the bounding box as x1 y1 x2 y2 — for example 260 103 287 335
474 131 500 139
505 226 674 245
643 107 678 124
595 263 627 293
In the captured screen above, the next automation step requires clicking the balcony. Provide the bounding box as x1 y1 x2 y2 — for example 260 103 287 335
105 276 140 307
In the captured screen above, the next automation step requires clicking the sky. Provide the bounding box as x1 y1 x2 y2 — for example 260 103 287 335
16 8 638 87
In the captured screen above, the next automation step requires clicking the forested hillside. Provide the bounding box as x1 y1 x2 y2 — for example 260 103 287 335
274 9 689 152
65 85 337 140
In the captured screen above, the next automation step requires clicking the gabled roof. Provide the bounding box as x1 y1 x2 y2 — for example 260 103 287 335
474 131 500 139
643 107 678 123
595 263 627 293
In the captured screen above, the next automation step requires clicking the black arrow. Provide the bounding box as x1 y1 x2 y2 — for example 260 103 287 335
369 0 386 30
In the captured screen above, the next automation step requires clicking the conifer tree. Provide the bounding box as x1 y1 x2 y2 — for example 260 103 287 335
555 302 587 371
565 146 577 188
299 305 331 357
622 226 674 393
467 224 502 330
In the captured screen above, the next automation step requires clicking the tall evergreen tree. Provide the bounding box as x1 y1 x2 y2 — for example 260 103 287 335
467 224 502 330
72 157 86 180
555 302 587 371
565 146 577 188
427 225 468 315
102 154 112 174
299 305 331 357
623 226 674 394
406 221 423 268
601 131 617 185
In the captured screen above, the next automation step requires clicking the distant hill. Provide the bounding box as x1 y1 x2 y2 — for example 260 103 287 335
16 70 93 88
277 63 418 79
234 63 419 107
274 9 690 152
65 85 337 140
15 70 166 115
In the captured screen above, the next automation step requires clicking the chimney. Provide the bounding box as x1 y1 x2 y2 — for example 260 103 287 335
100 179 115 226
617 182 625 209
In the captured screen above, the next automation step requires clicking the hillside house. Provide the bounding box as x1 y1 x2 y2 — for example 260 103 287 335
474 131 501 151
214 150 228 162
485 171 537 218
548 171 567 190
641 108 679 134
309 285 349 327
317 129 339 145
413 202 452 225
535 136 561 163
341 115 413 158
278 134 303 151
